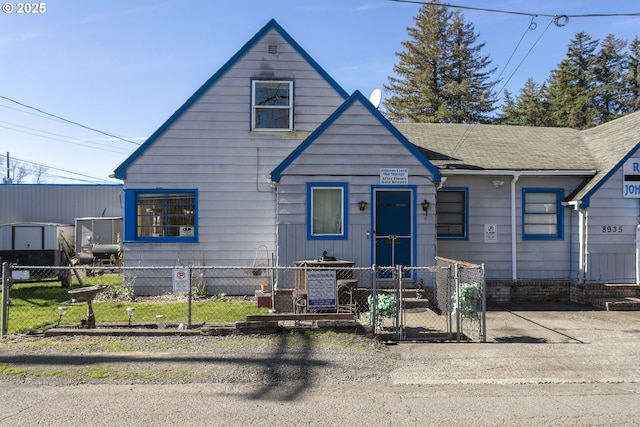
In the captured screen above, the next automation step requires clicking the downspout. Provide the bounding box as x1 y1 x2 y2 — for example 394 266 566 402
510 173 520 281
566 200 586 284
579 207 587 284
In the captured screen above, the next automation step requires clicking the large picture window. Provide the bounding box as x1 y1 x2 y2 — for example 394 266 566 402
124 189 197 242
437 188 468 239
307 183 348 240
522 189 564 240
251 80 293 131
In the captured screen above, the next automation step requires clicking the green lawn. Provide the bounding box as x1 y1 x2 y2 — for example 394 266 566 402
3 277 269 334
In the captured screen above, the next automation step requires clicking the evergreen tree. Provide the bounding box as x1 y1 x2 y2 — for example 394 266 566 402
543 31 599 129
623 37 640 112
499 89 518 124
499 79 545 126
592 34 627 124
383 1 497 123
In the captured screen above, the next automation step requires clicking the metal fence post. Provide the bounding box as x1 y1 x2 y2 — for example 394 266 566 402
454 263 461 342
187 267 192 329
371 264 377 331
1 262 9 337
481 263 487 342
396 265 403 341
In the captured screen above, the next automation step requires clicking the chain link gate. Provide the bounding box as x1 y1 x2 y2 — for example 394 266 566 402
369 263 486 342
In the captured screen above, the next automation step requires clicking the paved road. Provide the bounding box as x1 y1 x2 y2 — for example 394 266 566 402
1 302 639 426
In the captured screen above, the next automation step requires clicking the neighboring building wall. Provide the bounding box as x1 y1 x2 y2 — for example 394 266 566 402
0 184 122 225
120 27 347 269
437 175 587 281
584 168 639 284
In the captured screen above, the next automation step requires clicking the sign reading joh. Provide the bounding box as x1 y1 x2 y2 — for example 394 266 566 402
623 158 640 198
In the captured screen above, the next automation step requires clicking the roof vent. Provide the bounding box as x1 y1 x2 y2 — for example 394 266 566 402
268 44 278 55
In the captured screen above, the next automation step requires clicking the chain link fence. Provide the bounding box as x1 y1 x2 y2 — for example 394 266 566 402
432 257 486 342
1 260 485 342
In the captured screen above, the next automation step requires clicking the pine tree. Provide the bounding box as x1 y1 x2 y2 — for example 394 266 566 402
542 32 599 129
499 78 545 126
499 89 518 124
623 37 640 112
383 1 497 123
592 34 627 125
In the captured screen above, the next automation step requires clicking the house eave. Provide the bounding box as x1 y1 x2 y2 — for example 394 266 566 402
440 169 596 177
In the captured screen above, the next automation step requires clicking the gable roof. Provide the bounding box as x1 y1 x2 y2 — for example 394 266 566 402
113 19 349 180
570 110 640 206
396 123 595 171
270 91 441 183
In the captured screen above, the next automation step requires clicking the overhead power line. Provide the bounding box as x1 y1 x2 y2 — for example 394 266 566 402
0 121 132 155
388 0 640 21
1 154 114 184
0 94 141 146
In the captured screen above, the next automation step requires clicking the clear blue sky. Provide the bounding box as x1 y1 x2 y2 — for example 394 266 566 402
1 0 639 184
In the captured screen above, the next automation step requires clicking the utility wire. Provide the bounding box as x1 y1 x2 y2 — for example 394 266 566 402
0 94 141 146
0 121 132 155
1 154 115 184
388 0 640 19
449 16 555 158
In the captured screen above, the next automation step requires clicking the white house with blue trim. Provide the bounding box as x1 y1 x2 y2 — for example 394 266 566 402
271 90 441 272
113 19 442 294
114 19 640 302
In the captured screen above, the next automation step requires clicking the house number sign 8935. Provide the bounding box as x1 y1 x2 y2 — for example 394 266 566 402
602 226 623 233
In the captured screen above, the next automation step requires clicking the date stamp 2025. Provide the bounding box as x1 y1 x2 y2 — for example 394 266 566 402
2 2 46 14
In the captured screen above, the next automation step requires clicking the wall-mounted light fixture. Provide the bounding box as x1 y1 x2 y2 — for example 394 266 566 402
491 179 504 188
421 200 430 216
358 201 368 211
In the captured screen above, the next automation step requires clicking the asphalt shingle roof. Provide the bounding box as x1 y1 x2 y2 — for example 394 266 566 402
395 122 596 171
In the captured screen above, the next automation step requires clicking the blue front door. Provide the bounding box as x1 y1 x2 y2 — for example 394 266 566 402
374 189 413 271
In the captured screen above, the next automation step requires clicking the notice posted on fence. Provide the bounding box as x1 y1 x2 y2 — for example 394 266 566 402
307 270 337 310
172 268 190 293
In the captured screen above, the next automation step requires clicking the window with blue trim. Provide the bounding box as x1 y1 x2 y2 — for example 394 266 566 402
437 188 467 239
124 189 197 242
307 183 347 240
522 189 563 240
251 80 293 131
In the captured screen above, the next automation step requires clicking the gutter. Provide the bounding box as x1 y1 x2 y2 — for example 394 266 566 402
441 169 595 177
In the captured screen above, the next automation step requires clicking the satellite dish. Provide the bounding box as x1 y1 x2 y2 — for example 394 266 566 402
369 88 382 109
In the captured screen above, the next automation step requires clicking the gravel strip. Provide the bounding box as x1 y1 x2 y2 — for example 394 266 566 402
0 332 397 386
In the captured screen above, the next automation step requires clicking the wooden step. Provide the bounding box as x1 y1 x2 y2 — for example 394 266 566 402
593 297 640 311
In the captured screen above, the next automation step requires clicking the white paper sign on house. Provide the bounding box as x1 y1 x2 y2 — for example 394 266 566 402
380 168 408 185
484 224 497 243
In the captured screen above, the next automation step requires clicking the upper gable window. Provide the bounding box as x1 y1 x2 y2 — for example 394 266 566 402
251 80 293 131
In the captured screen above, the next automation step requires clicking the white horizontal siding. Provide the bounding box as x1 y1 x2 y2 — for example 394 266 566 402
584 169 639 283
437 175 585 281
275 99 437 269
122 28 346 269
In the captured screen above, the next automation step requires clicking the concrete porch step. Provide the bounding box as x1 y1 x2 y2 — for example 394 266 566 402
593 297 640 311
402 297 431 309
